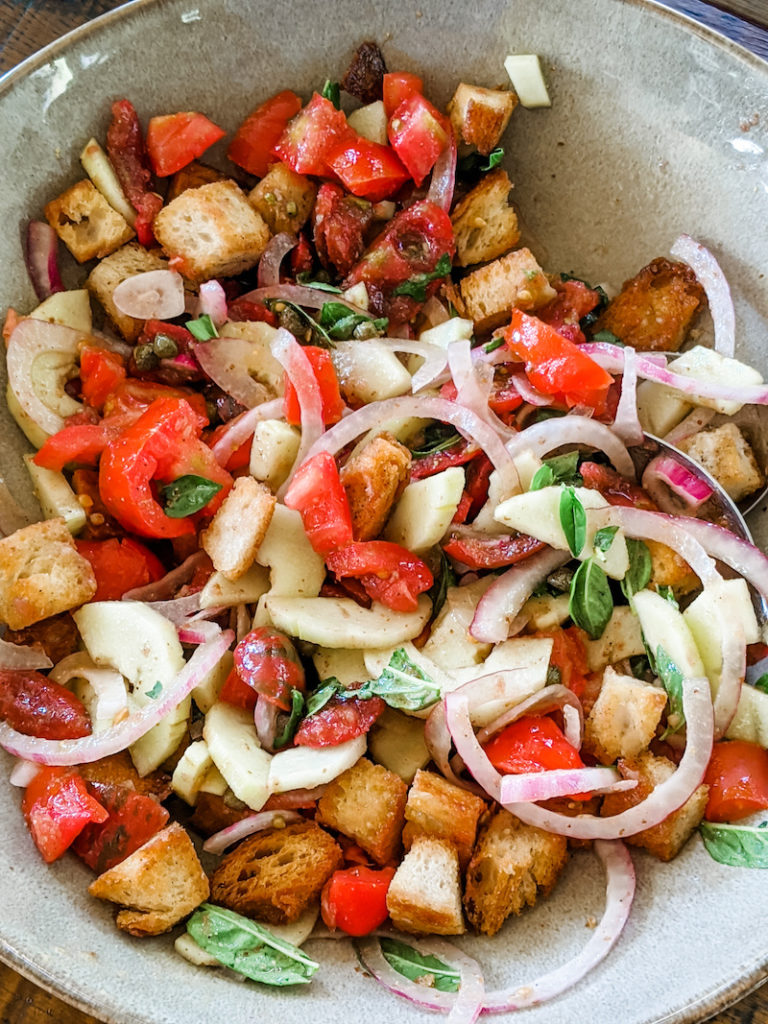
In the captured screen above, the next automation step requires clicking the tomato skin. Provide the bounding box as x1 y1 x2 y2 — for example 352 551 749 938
535 626 590 699
80 346 127 411
283 451 354 556
538 279 602 345
283 346 345 426
106 99 162 246
326 136 410 201
226 297 278 326
232 628 306 712
443 531 547 570
146 111 225 177
312 183 374 278
75 537 166 601
382 72 423 117
22 767 108 864
294 695 385 748
273 93 353 177
484 715 585 775
704 740 768 822
33 421 122 472
228 90 302 178
579 461 658 511
0 670 91 739
321 865 396 935
325 541 433 613
410 438 480 481
387 92 449 186
72 787 170 873
104 377 208 421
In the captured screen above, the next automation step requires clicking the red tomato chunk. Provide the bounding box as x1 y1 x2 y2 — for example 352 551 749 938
704 740 768 822
0 670 91 739
321 864 396 935
23 767 108 863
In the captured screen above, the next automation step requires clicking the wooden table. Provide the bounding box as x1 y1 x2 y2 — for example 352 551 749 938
1 0 768 1021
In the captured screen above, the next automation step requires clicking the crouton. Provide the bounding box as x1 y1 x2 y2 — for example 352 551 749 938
646 538 699 596
386 836 465 935
188 790 250 837
316 756 407 864
166 161 227 203
451 169 520 267
153 180 271 283
600 750 709 861
89 823 209 936
678 422 764 503
585 606 647 672
447 83 518 155
45 179 135 263
463 808 568 936
78 751 171 802
210 820 342 924
87 241 168 342
459 247 556 333
248 163 317 235
0 518 96 629
200 476 276 581
583 667 667 765
402 770 486 869
594 257 705 352
339 432 411 541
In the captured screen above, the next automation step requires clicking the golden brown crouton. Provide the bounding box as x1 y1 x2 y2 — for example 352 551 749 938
45 179 135 263
678 422 764 503
248 163 318 235
600 751 709 861
210 820 342 924
402 769 486 869
153 180 271 284
200 476 276 581
386 836 465 935
0 518 97 629
447 83 518 155
463 808 568 936
78 751 171 802
583 667 668 765
340 432 411 541
89 823 209 936
646 539 699 596
594 257 705 352
451 169 520 267
585 606 646 672
166 161 227 203
316 756 407 865
459 247 556 333
87 241 169 342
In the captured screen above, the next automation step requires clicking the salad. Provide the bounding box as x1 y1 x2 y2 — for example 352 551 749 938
2 38 768 1021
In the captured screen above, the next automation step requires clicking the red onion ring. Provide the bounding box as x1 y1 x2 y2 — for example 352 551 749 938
474 683 584 749
177 619 222 645
254 694 281 752
9 759 41 787
239 283 368 316
448 340 514 440
193 336 271 409
510 372 553 408
49 652 128 725
420 295 452 328
498 767 636 803
470 548 570 644
113 269 185 320
6 318 84 436
257 232 298 288
203 810 302 855
663 407 717 446
612 348 644 445
142 593 201 625
270 329 326 497
0 638 52 671
670 234 735 359
25 220 64 301
641 455 714 513
427 131 457 213
377 338 448 392
505 416 635 480
196 280 228 328
675 516 768 605
210 397 284 467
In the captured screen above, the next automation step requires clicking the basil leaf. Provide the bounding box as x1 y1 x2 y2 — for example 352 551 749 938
145 681 163 699
294 274 342 293
160 474 223 518
529 464 555 491
321 80 341 108
358 648 442 712
655 644 685 737
569 558 613 640
428 548 456 618
484 335 505 354
318 301 387 340
186 313 218 341
630 654 652 680
754 673 768 695
559 485 587 557
267 299 335 348
530 452 581 492
700 821 768 868
593 525 619 555
657 584 679 609
378 938 460 993
620 539 652 601
306 678 344 717
411 425 463 458
482 146 504 171
274 688 305 749
392 253 453 301
591 328 622 345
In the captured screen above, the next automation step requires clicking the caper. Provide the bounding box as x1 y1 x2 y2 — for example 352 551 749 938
352 319 380 340
278 306 307 336
152 333 179 359
133 344 159 370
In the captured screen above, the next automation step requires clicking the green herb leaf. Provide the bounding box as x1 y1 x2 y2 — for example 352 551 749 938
484 335 505 354
187 904 319 986
559 485 587 556
529 464 555 491
267 299 336 348
274 689 305 749
700 821 768 868
411 424 463 459
428 549 456 618
529 451 581 492
630 654 652 680
321 80 341 108
569 558 613 640
359 648 442 712
186 313 219 341
657 584 680 609
482 146 504 171
546 664 562 686
294 274 342 293
145 681 163 699
159 475 223 518
306 678 344 716
392 253 453 301
754 673 768 694
655 644 685 737
620 539 652 602
591 329 622 345
593 525 619 555
378 938 460 993
318 301 387 340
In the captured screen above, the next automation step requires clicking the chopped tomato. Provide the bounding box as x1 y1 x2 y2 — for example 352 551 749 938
463 453 494 520
33 420 125 472
206 423 252 470
312 183 374 277
538 279 603 345
536 626 590 698
326 136 410 201
387 92 449 186
228 90 302 178
294 695 385 748
580 461 658 511
321 865 396 935
146 112 225 177
232 628 306 712
326 540 433 613
226 297 278 325
290 232 314 276
704 740 768 822
22 767 108 863
488 365 525 417
504 310 613 408
410 438 480 480
75 537 166 602
283 345 345 426
484 715 585 775
443 531 547 570
0 670 91 739
219 666 258 712
273 93 353 177
382 71 423 117
79 346 127 411
106 99 162 246
72 787 169 873
104 377 208 421
283 451 354 556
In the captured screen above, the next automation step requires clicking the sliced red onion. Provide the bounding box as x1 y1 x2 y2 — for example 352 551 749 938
270 329 326 497
420 295 451 328
9 759 42 787
25 221 64 301
482 840 635 1012
6 318 84 435
193 336 271 409
49 652 128 726
505 416 635 480
427 131 457 213
510 372 553 408
470 548 570 644
712 616 746 738
676 516 768 604
112 269 185 320
641 455 714 513
177 619 222 645
448 340 513 440
0 630 233 765
254 695 281 752
196 280 228 328
257 232 298 288
498 768 636 803
670 234 735 359
377 338 448 392
240 283 368 316
122 550 209 602
474 684 584 749
612 348 644 445
142 592 201 625
210 397 285 467
0 638 52 671
202 810 302 855
663 407 717 446
446 694 502 799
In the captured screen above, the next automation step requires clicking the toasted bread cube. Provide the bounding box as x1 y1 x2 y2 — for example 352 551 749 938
316 756 407 865
249 163 317 235
451 169 520 267
200 476 276 581
78 751 171 801
594 257 705 352
459 247 556 333
585 606 646 672
583 667 667 765
0 518 96 629
402 770 486 869
89 823 209 936
678 423 764 503
600 751 709 861
463 808 568 936
45 179 135 263
153 180 271 283
386 836 465 935
87 241 169 341
166 160 227 203
210 821 342 924
646 538 699 596
339 432 411 541
447 83 518 155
